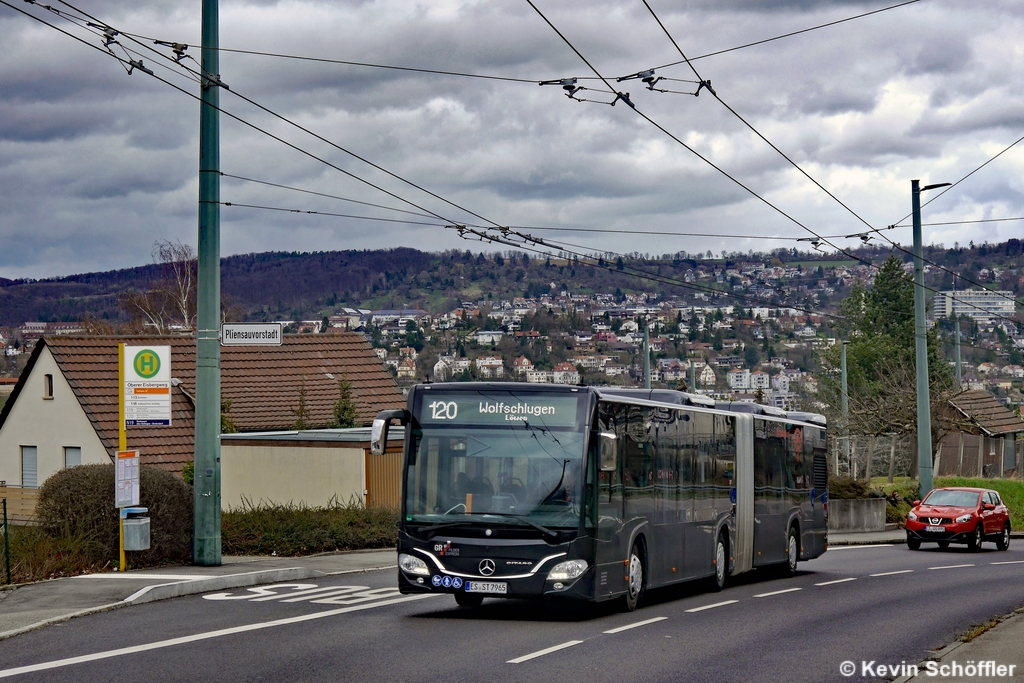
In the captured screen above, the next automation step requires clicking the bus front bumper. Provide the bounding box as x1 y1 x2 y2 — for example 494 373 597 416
398 566 594 600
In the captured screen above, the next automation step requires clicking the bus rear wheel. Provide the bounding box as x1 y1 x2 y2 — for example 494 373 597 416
710 532 727 592
622 543 644 612
781 526 799 577
454 592 484 608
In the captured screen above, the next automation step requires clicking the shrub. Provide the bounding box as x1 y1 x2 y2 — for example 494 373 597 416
35 463 193 568
222 497 398 557
828 476 873 500
876 480 921 527
7 524 109 583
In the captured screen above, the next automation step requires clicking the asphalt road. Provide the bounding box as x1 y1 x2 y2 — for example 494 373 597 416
1 543 1023 683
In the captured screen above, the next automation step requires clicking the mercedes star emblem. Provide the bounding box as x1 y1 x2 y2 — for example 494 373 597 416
479 559 496 576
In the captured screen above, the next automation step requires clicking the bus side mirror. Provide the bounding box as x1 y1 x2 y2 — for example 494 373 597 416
370 419 389 456
370 409 409 456
599 432 618 471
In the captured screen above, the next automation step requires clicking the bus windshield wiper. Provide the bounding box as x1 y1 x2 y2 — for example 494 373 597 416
500 515 559 538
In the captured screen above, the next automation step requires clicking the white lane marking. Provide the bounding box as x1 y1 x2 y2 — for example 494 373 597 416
0 594 437 680
204 584 319 601
78 574 208 581
507 640 584 664
754 588 802 598
827 544 896 550
685 600 738 613
991 560 1024 565
928 564 975 570
603 617 668 634
815 578 857 586
870 570 914 577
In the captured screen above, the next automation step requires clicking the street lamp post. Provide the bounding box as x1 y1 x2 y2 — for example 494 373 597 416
911 179 950 499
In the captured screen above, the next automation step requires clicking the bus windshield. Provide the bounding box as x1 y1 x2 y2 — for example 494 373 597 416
405 390 587 528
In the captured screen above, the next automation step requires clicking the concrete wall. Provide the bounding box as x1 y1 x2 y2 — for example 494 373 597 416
0 346 109 487
828 498 887 533
220 443 365 511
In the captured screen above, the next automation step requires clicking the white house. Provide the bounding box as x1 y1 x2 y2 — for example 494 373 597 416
475 330 504 345
699 365 716 387
475 356 505 378
771 373 791 392
750 370 770 390
727 369 751 391
552 362 581 385
526 369 553 383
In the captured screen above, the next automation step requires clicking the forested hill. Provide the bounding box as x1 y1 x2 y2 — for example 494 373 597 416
0 240 1021 327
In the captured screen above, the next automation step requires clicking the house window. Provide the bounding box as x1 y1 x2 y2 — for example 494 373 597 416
65 446 82 468
43 374 54 399
21 446 38 488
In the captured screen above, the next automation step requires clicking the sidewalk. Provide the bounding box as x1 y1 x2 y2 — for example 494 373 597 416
829 529 907 545
899 610 1024 682
0 549 396 641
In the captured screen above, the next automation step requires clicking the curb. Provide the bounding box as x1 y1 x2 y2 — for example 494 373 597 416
0 563 399 642
123 567 317 604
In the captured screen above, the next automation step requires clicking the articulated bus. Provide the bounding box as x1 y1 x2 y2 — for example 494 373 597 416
371 383 829 610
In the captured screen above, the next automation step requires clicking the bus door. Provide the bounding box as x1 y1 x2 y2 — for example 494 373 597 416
651 408 684 586
593 403 627 599
753 419 787 565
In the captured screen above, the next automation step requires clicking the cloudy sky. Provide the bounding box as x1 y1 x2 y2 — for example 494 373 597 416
2 0 1023 279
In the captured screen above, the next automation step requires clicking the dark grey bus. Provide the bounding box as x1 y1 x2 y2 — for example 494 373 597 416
371 383 828 610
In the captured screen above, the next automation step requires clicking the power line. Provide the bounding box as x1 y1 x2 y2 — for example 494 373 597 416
638 0 1024 317
216 201 449 227
892 217 1024 228
650 0 923 70
51 0 503 231
527 0 1024 329
220 173 438 219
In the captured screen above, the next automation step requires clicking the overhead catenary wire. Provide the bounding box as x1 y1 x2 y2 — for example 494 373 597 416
220 173 439 219
637 0 1024 317
215 201 450 227
51 0 504 232
527 0 1024 328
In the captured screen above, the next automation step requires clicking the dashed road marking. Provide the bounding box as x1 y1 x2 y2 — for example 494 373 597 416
827 544 897 550
507 640 584 664
754 587 801 598
603 617 668 634
990 560 1024 565
870 570 914 577
685 600 738 613
815 578 857 586
928 564 975 570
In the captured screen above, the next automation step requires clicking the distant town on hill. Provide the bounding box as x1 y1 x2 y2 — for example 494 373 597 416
1 239 1021 411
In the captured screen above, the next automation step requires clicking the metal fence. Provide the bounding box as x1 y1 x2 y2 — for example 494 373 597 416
832 433 1023 482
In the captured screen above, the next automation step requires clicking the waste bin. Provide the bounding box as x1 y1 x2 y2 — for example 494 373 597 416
122 512 151 551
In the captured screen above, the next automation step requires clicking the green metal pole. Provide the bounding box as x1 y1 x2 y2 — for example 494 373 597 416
691 359 696 394
912 179 934 498
643 325 651 389
954 317 962 389
194 0 222 566
841 340 849 472
3 498 10 585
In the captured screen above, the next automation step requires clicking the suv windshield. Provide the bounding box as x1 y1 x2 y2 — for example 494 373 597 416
405 390 586 528
923 490 980 507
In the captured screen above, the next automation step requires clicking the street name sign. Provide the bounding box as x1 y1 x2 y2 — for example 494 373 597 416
221 322 283 346
123 345 172 426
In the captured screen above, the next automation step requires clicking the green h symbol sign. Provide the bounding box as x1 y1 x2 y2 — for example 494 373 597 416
134 350 160 379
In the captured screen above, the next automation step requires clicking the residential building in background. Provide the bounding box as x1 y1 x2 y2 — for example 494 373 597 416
932 289 1015 325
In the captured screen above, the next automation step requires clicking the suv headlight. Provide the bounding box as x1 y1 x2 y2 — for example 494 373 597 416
547 559 588 581
908 511 917 521
955 513 973 524
399 553 430 576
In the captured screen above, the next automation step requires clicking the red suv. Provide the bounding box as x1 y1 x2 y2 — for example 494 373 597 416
906 487 1011 551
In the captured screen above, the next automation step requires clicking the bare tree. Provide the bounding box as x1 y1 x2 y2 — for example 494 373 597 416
119 239 197 333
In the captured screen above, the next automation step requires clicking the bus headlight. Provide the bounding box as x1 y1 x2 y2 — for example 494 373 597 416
547 559 588 581
399 553 430 576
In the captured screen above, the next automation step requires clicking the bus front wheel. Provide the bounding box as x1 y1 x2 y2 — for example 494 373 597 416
623 543 644 612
